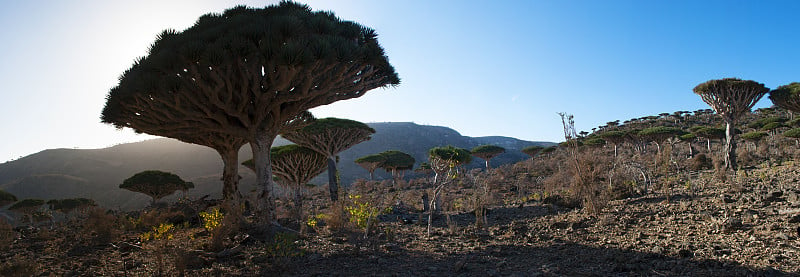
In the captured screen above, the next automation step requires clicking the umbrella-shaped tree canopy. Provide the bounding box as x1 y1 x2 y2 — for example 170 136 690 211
0 190 17 207
470 145 505 170
119 170 194 204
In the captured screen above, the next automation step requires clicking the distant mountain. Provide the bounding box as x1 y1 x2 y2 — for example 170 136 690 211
0 122 553 210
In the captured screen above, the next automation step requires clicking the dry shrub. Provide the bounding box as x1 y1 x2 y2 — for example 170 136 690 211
128 209 184 231
0 219 14 251
571 149 613 213
543 148 611 213
83 207 120 245
0 255 37 277
737 149 760 168
323 201 348 232
712 155 728 182
689 153 713 171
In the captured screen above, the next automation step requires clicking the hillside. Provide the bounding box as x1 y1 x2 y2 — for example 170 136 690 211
0 122 551 210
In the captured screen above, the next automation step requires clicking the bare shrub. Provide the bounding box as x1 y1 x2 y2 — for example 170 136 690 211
570 149 612 213
0 219 14 251
323 201 348 232
0 256 37 277
83 207 120 245
689 153 713 171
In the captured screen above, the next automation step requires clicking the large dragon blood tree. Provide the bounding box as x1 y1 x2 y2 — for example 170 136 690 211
101 2 398 224
693 78 768 170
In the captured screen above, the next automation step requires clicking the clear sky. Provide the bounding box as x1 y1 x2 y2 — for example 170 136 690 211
1 0 798 162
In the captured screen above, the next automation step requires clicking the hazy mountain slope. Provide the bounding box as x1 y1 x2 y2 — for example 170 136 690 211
0 122 551 210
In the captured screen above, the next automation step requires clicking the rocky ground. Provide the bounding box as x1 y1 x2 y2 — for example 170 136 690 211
2 164 800 276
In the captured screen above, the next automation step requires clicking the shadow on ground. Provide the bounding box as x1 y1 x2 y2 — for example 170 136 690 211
275 240 791 276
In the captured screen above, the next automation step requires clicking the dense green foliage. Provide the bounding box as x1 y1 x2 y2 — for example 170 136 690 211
470 145 505 156
783 128 800 138
378 150 415 171
521 145 545 157
47 198 97 213
769 82 800 112
9 199 45 211
119 170 194 203
297 118 375 135
429 146 472 165
690 126 726 140
583 137 606 146
271 144 320 159
0 190 17 206
354 154 386 164
740 131 768 141
638 126 684 137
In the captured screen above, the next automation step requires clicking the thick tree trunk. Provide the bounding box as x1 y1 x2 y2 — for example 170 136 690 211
485 159 491 170
219 148 240 200
368 170 374 181
707 139 711 153
687 142 694 158
327 157 339 202
613 144 618 158
251 134 277 226
724 120 737 170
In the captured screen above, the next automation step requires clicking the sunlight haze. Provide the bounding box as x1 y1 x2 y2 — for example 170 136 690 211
1 0 798 162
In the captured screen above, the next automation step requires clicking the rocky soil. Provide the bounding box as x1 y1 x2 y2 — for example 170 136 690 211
3 164 800 276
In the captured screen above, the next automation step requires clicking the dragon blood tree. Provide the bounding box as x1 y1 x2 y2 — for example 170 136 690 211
470 145 505 170
521 145 544 159
354 153 386 180
426 146 471 236
283 118 376 202
694 78 769 170
9 199 45 224
244 145 327 222
770 83 800 119
101 2 398 224
0 190 17 207
598 130 626 157
376 150 415 183
119 170 194 205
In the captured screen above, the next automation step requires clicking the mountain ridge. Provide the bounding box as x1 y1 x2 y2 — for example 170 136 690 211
0 122 553 210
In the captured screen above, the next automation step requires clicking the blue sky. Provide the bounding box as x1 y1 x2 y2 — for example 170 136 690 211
1 0 798 162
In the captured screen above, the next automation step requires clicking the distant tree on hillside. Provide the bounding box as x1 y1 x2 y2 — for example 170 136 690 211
694 78 769 170
119 170 194 205
783 128 800 147
638 126 684 154
761 122 785 136
9 199 45 223
470 145 505 170
47 198 97 214
415 162 433 176
521 145 545 158
376 150 416 182
582 137 606 148
283 118 376 202
679 133 697 158
0 190 17 207
426 146 471 236
690 126 726 153
598 130 626 157
354 154 387 180
769 83 800 117
101 2 399 226
741 131 768 152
